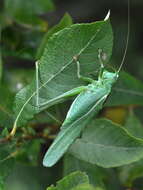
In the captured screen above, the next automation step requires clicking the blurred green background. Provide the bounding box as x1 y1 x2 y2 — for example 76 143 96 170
1 0 143 189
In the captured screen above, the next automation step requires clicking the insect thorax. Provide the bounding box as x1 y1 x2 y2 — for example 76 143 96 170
87 70 118 94
101 70 118 84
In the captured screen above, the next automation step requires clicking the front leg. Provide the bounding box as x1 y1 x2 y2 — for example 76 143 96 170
73 56 94 83
35 59 87 109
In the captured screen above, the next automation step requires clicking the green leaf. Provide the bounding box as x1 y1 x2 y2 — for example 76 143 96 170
37 13 73 59
106 72 143 106
124 111 143 139
47 186 56 190
63 154 107 188
71 184 95 190
4 0 54 30
46 171 92 190
14 18 113 127
69 119 143 168
49 184 95 190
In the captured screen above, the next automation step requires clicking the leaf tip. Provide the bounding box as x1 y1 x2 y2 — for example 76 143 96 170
104 10 110 21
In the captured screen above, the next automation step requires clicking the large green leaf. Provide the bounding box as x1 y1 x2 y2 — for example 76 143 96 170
4 0 54 30
69 119 143 168
46 171 94 190
106 72 143 106
36 13 73 59
14 18 113 127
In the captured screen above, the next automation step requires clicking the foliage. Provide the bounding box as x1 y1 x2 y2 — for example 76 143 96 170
4 0 54 29
1 0 55 60
69 119 143 167
1 0 143 190
46 171 95 190
13 18 112 127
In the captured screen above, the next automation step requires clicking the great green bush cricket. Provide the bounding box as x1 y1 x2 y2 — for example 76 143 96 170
42 4 130 167
10 1 130 167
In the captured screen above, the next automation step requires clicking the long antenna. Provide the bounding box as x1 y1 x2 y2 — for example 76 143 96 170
117 0 130 73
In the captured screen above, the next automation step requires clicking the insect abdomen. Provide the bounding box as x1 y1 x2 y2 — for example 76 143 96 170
62 85 108 127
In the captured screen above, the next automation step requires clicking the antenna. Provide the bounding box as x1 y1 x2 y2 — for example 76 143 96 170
117 0 130 73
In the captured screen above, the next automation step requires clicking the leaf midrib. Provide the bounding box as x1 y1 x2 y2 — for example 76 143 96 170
77 140 143 150
22 22 104 105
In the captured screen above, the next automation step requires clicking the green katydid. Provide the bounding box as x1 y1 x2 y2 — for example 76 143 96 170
42 5 130 167
10 2 129 167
